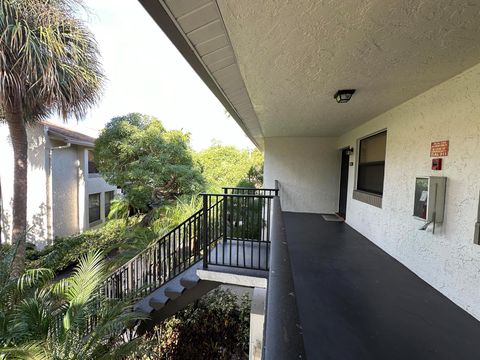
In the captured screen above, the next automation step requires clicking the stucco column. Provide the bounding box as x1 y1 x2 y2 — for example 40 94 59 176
250 287 266 360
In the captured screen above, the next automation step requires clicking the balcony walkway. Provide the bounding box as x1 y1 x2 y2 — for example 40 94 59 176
284 212 480 360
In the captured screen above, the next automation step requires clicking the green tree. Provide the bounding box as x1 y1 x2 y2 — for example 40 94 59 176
0 0 104 275
0 248 146 359
196 144 264 193
94 113 205 212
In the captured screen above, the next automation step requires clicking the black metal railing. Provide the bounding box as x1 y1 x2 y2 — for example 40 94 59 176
101 187 277 303
202 192 274 270
59 187 277 338
223 187 279 197
102 206 207 301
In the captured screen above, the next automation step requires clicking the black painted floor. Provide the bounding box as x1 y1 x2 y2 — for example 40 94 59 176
283 212 480 360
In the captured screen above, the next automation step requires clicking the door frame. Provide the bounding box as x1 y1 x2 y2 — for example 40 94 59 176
338 147 350 219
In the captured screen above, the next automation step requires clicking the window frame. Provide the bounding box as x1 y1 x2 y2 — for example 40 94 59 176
355 130 387 199
87 150 99 175
88 193 101 225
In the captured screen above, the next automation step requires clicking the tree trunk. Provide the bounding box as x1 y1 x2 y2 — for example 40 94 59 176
5 104 28 277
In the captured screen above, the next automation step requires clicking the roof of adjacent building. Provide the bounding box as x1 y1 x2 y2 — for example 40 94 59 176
42 121 96 147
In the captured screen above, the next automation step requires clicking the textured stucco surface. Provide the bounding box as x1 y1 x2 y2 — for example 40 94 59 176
52 146 79 238
217 0 480 137
337 63 480 319
0 124 116 246
264 137 340 213
0 124 48 246
80 149 117 229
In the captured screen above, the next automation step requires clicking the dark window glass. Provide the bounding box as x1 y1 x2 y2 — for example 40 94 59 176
89 193 101 224
357 131 387 196
88 150 99 174
104 191 114 218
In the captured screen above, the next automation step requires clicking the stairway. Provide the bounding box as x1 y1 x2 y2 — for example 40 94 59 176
101 189 276 333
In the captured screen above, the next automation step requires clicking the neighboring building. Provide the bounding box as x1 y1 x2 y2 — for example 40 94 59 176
0 121 117 247
133 1 480 359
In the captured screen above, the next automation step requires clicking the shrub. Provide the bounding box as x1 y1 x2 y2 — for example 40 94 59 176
132 288 250 360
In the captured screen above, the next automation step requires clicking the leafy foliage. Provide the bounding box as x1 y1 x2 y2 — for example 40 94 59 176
130 288 250 360
94 113 205 211
0 0 104 275
26 219 131 274
0 0 104 120
0 248 146 359
195 145 263 193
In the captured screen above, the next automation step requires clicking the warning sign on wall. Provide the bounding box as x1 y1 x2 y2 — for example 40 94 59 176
430 140 449 157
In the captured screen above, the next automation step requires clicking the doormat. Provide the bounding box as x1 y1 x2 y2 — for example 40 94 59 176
321 214 344 222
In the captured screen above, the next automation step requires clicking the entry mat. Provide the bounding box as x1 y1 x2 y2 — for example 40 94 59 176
321 214 344 222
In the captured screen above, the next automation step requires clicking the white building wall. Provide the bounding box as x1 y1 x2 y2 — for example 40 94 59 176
78 148 117 229
335 63 480 320
51 145 79 238
0 124 49 247
263 63 480 319
264 137 340 213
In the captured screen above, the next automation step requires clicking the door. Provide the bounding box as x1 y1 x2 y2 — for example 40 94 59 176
338 148 350 219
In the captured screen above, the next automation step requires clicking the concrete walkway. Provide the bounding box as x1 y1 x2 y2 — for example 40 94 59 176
284 212 480 360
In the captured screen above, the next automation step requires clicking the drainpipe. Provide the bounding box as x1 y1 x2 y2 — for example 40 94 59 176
46 142 71 242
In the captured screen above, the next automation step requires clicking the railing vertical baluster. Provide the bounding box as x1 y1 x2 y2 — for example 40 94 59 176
203 193 208 269
229 194 233 267
266 197 272 269
258 197 263 270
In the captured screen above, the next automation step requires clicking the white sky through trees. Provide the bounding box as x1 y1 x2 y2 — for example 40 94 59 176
55 0 254 151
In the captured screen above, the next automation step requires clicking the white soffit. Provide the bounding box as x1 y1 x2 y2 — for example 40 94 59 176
216 0 480 137
158 0 264 147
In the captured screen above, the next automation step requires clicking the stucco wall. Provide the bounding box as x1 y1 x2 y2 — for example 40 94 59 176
337 63 480 319
52 145 79 238
78 148 117 229
0 124 48 247
264 137 340 213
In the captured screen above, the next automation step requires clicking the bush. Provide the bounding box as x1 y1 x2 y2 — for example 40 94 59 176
132 288 250 360
26 218 131 274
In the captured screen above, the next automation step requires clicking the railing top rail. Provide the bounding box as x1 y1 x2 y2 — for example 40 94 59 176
222 187 279 191
105 210 202 279
202 192 275 199
106 197 226 277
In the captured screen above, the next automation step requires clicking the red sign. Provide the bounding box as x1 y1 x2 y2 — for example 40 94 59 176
430 140 449 157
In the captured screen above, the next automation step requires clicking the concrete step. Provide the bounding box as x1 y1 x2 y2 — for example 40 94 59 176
149 293 170 310
180 273 200 289
165 283 185 300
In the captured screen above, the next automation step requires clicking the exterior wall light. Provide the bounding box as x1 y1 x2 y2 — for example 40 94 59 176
345 146 354 156
334 89 356 103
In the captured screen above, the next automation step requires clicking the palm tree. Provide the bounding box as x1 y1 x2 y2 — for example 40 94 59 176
0 249 147 359
0 0 104 275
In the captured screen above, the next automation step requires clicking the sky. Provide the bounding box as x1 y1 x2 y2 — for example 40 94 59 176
55 0 254 151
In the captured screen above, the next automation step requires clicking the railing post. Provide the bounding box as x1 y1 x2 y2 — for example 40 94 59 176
203 193 208 269
223 188 228 243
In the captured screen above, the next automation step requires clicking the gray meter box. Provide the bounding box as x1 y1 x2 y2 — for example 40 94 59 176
413 176 447 223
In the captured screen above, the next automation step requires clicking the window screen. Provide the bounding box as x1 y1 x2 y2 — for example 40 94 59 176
89 193 101 224
357 131 387 195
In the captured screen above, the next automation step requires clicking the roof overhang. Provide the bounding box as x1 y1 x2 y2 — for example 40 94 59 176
138 0 264 149
47 129 95 147
140 0 480 142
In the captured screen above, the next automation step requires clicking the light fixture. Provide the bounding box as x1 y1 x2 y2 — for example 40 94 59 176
334 89 356 103
345 146 354 156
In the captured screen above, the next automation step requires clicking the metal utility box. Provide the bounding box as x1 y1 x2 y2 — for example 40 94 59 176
413 176 447 224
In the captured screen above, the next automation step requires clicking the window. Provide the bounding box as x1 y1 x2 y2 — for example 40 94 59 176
357 131 387 196
88 150 99 174
88 193 101 224
104 191 115 218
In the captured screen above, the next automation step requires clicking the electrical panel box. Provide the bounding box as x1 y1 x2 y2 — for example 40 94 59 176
413 176 447 223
